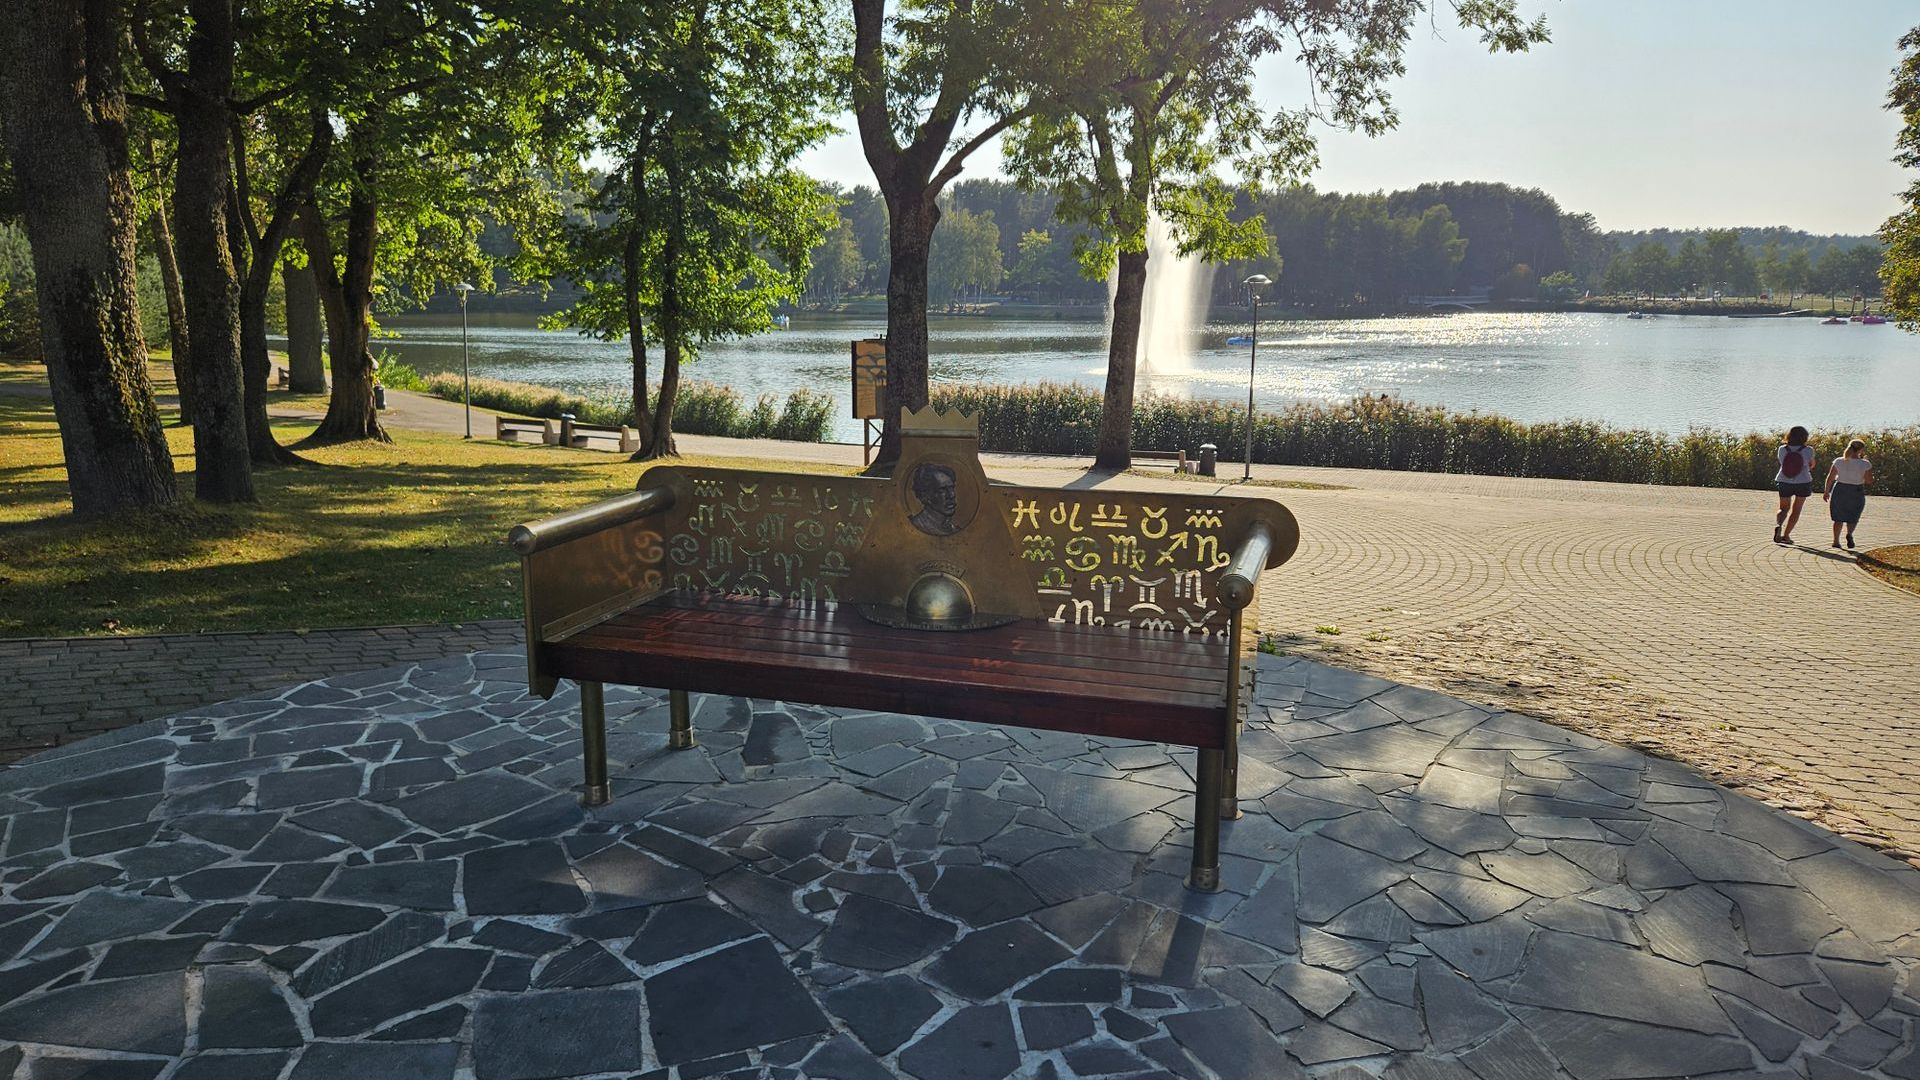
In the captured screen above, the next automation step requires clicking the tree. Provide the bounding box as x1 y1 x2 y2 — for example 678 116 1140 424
536 0 834 458
1883 25 1920 327
139 136 192 420
928 205 1001 306
0 0 178 515
1009 0 1545 469
1008 229 1060 297
1782 246 1813 304
132 0 254 501
808 219 862 303
852 0 1113 466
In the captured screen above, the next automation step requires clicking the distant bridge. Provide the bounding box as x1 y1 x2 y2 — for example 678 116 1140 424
1407 295 1490 310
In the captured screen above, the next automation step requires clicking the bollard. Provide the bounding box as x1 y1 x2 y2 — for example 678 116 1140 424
1198 443 1218 477
558 412 576 448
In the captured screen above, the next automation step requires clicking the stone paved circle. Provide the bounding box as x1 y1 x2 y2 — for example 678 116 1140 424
1 649 1918 1078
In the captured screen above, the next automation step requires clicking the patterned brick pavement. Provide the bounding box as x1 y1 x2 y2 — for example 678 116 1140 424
0 622 522 763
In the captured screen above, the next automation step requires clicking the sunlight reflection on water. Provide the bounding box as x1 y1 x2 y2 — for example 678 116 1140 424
365 310 1917 441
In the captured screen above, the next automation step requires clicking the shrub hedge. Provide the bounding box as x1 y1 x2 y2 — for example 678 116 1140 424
930 382 1920 498
407 369 834 443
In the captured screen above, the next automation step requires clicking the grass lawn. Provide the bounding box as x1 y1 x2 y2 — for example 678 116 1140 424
1862 545 1920 598
0 367 849 638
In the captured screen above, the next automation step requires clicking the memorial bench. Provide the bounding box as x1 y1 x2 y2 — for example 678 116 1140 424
508 407 1299 890
1133 449 1191 472
496 416 556 445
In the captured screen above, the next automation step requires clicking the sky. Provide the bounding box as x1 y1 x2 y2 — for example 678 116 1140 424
796 0 1912 236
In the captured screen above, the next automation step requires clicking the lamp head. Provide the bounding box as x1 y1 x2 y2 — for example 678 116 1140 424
453 282 475 307
1244 274 1271 288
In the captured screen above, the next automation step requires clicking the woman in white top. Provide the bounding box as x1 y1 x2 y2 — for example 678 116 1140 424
1772 426 1817 545
1823 439 1873 549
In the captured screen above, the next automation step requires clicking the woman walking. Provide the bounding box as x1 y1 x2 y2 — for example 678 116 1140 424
1773 425 1816 545
1824 439 1873 549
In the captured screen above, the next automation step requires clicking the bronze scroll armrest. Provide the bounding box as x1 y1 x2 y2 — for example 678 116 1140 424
508 484 677 555
510 484 678 696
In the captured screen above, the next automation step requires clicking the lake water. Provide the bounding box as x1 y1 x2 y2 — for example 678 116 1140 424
368 311 1915 441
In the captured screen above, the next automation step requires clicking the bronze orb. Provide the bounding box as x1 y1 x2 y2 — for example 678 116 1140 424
905 572 974 626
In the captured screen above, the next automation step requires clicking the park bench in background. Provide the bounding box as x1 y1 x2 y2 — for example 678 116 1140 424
496 416 557 445
509 407 1299 891
1133 449 1191 472
566 420 642 454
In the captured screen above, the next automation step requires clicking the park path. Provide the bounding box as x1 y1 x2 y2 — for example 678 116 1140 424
10 380 1920 858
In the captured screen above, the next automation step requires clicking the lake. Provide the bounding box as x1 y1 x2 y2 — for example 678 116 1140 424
365 310 1915 442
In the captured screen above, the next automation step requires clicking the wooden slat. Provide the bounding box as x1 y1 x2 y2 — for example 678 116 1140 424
541 594 1232 748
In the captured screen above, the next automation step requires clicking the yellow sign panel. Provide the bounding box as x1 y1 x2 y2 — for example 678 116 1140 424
851 338 887 419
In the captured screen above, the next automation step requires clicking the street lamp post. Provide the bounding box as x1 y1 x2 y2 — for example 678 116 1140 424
453 282 475 438
1242 274 1270 481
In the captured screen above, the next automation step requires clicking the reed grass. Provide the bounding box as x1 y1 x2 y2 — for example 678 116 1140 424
931 383 1920 498
404 368 834 443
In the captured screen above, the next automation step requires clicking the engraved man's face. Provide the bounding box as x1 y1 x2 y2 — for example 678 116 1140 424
915 465 958 518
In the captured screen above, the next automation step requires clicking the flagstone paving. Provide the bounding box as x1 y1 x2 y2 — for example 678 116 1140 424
2 652 1920 1078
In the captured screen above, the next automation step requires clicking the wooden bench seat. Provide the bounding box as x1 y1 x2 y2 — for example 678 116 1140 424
543 593 1232 749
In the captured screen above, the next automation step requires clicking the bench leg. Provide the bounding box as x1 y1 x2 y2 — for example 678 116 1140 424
1187 748 1224 892
668 689 696 750
579 681 610 806
1220 718 1243 821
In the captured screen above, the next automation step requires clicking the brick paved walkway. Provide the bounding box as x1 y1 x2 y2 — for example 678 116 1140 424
0 622 521 763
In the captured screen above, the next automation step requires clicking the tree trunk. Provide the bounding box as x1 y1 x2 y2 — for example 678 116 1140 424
283 258 325 392
146 203 192 423
647 338 680 459
874 193 937 470
1096 246 1148 470
639 173 684 461
298 144 387 445
622 222 652 445
170 0 253 502
227 183 296 465
0 0 176 516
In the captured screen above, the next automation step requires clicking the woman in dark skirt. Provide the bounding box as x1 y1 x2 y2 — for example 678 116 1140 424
1824 439 1874 549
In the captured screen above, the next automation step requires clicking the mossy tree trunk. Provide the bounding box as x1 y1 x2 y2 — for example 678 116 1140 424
144 142 193 424
874 194 936 469
296 141 387 446
166 0 254 501
0 0 177 516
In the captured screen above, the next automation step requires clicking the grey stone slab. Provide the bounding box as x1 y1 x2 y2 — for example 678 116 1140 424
1719 996 1805 1062
199 966 303 1048
1328 994 1423 1051
925 921 1071 999
1261 789 1364 829
1720 883 1845 955
861 759 955 802
12 862 122 900
1818 959 1897 1020
1704 964 1839 1037
1015 845 1138 906
823 974 942 1054
574 843 706 909
1410 870 1532 921
927 865 1044 927
1417 955 1507 1050
1507 933 1732 1034
831 713 929 757
173 1054 293 1080
472 920 569 956
1517 1007 1755 1080
1296 727 1450 777
1016 968 1127 1003
1220 869 1298 953
291 911 448 997
754 782 900 822
224 900 384 946
1013 766 1175 834
626 900 755 964
820 893 953 971
1162 1006 1307 1080
1415 912 1535 982
390 772 549 833
1524 896 1637 945
743 712 808 765
255 765 364 810
1300 927 1385 970
1018 1003 1095 1050
471 990 642 1080
246 824 348 863
710 867 824 950
1297 835 1408 923
309 947 490 1036
1322 894 1416 943
898 1004 1021 1080
1319 810 1427 861
0 972 184 1055
324 861 457 911
1651 821 1795 886
939 791 1018 845
1382 798 1516 856
461 842 586 915
1209 968 1306 1033
35 893 195 953
113 841 227 880
804 1034 896 1080
535 942 636 988
1635 885 1744 967
1268 962 1354 1019
95 935 211 979
1457 1024 1558 1080
1788 852 1920 945
644 938 828 1063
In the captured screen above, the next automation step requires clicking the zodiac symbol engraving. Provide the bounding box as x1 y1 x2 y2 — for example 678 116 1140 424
1141 507 1169 539
1065 536 1099 572
1012 499 1042 529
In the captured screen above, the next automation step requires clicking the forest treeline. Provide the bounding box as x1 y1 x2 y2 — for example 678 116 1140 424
802 178 1886 314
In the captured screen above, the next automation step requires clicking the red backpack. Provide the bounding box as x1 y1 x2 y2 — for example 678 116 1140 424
1782 447 1805 477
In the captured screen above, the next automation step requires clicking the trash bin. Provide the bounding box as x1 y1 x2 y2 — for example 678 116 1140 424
559 412 576 448
373 384 386 410
1198 443 1218 477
